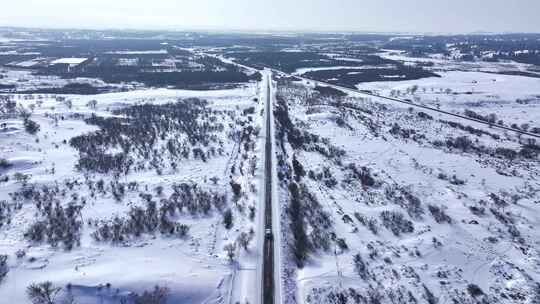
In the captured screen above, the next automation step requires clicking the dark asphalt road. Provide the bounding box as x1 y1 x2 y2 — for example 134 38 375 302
262 77 275 304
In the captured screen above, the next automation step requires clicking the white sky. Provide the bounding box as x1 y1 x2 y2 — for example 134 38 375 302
1 0 539 33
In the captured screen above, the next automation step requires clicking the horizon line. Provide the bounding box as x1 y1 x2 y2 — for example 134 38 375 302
1 24 539 36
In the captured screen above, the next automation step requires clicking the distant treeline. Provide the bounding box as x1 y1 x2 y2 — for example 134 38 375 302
17 83 104 95
229 51 386 73
304 67 439 88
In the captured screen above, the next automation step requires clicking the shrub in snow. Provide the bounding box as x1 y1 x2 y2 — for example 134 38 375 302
335 238 348 252
292 155 306 181
237 230 254 251
134 285 169 304
428 204 452 224
446 136 473 152
380 211 414 236
23 118 40 135
0 254 7 281
223 209 234 230
464 109 497 124
25 202 83 250
468 205 485 216
354 213 379 234
353 253 368 280
466 284 484 298
26 281 61 304
489 193 509 209
496 147 518 160
519 143 540 159
13 172 30 185
417 111 433 120
248 206 256 221
224 243 236 262
230 181 242 198
423 284 438 304
0 158 12 169
288 182 310 267
0 200 15 228
392 188 424 219
449 175 465 185
345 164 375 188
0 96 17 116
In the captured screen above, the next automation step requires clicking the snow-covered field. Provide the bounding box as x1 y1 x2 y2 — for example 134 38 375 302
0 68 132 92
50 58 88 65
0 80 266 303
357 70 540 129
275 78 540 304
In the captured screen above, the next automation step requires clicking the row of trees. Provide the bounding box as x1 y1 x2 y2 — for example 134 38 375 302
433 135 539 161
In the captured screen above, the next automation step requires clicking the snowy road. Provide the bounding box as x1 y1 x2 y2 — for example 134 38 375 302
262 72 275 304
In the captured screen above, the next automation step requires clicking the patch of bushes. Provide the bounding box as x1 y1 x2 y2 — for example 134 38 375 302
0 158 12 169
417 111 433 120
354 212 378 235
92 201 190 242
467 284 484 297
25 202 83 250
70 99 221 174
380 210 414 236
344 164 375 188
223 209 234 230
353 253 368 280
428 204 452 224
289 182 309 267
0 255 7 281
464 109 497 124
24 118 40 135
134 285 169 304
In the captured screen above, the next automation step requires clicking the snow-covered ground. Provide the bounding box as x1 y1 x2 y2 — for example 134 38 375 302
275 78 540 304
356 70 540 129
0 68 132 92
0 80 266 303
50 58 88 65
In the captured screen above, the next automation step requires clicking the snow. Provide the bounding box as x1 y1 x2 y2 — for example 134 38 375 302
275 78 540 304
356 70 540 126
50 58 88 65
0 68 133 91
0 81 266 303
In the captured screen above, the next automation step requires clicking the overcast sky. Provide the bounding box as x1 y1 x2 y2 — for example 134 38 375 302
1 0 539 33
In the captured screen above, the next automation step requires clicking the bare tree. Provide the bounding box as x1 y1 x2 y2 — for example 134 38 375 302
237 231 253 251
86 100 98 110
224 243 236 262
